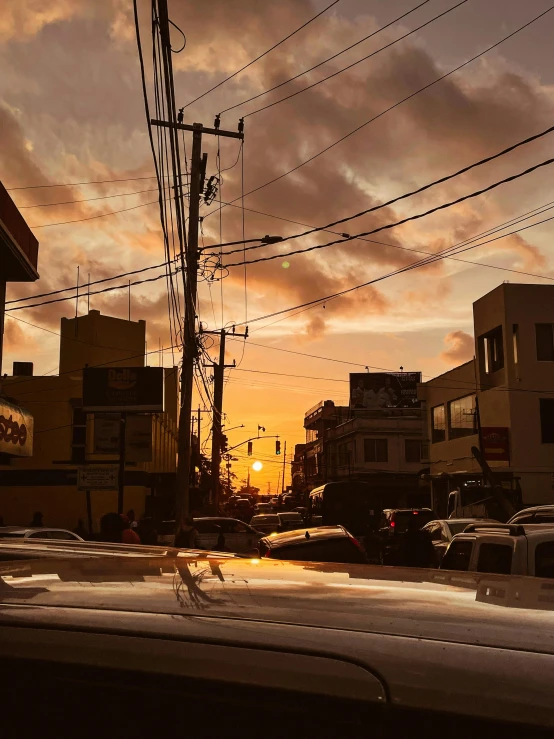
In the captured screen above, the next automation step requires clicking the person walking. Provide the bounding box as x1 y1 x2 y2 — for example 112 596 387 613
397 515 437 568
28 511 44 527
174 516 202 549
121 515 141 544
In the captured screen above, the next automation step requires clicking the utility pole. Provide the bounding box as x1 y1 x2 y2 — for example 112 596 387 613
152 2 243 526
282 440 287 493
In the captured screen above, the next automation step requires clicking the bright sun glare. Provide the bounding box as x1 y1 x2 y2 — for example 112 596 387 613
252 460 263 472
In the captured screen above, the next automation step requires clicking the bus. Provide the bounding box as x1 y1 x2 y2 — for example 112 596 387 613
308 481 382 537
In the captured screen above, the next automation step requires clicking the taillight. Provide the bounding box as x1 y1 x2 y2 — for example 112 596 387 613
264 549 272 558
390 521 395 528
349 535 363 551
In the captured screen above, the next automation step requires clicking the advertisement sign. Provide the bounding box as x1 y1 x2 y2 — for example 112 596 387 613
350 372 421 409
481 427 510 463
83 367 164 412
0 400 33 457
77 466 118 491
93 414 152 462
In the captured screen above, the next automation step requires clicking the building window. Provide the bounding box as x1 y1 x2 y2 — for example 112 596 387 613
363 438 388 463
536 324 554 361
431 405 446 443
404 439 422 463
338 442 355 466
512 324 519 365
540 398 554 443
480 325 504 374
448 394 477 439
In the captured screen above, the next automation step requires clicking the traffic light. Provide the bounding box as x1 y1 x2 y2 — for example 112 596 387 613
248 441 253 456
276 440 281 455
221 434 228 453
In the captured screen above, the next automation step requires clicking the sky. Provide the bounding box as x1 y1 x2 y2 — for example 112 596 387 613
2 0 554 490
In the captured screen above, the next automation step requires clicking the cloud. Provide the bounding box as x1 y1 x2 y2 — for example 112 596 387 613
440 330 474 364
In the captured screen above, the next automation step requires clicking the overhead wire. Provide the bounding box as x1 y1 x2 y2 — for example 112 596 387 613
219 0 431 115
14 187 161 208
29 198 164 228
181 0 342 109
237 0 468 118
204 5 554 214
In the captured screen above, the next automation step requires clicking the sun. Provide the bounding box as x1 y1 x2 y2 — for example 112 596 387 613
252 460 263 472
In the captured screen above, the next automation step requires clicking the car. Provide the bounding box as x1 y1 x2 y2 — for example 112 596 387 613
249 514 281 535
421 518 498 563
378 508 435 564
258 525 369 564
508 505 554 525
1 550 553 735
254 502 272 515
277 511 304 532
440 522 554 577
0 526 84 542
157 517 262 553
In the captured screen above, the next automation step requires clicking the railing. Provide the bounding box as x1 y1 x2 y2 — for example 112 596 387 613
0 181 39 268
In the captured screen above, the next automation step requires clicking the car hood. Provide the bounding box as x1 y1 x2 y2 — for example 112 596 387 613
0 554 553 653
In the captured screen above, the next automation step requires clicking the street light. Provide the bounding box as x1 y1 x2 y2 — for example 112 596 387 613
252 461 263 472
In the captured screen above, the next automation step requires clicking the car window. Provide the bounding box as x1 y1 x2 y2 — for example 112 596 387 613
510 512 534 524
535 512 554 523
392 511 434 532
476 543 513 575
441 540 473 571
194 521 221 534
426 524 442 542
271 537 366 564
221 521 248 534
447 522 475 536
48 531 77 540
28 531 48 539
535 541 554 578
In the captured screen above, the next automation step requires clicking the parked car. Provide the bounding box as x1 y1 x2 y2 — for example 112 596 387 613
158 518 261 553
258 525 369 564
277 512 304 532
254 502 272 515
440 522 554 577
378 509 435 564
0 526 84 542
249 514 281 535
1 548 554 734
421 518 498 563
508 505 554 525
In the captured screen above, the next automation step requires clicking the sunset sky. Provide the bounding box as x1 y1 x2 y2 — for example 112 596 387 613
2 0 554 489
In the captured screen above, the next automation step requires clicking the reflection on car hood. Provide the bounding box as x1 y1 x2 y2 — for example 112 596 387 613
0 554 553 653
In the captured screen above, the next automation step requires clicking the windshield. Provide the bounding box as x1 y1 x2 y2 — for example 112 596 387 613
447 522 475 536
392 511 434 532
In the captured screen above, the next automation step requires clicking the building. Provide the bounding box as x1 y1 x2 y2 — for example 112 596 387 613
302 396 429 508
0 180 39 462
0 310 178 530
419 282 554 515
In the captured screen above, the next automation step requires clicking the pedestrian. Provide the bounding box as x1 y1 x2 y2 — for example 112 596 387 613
121 515 141 544
174 515 202 549
28 511 44 527
99 512 124 543
73 518 88 540
126 509 139 530
137 516 158 546
397 515 437 568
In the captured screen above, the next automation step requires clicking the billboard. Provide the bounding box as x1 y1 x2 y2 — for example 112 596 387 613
93 413 153 462
83 367 164 412
77 466 118 491
350 372 421 409
0 400 34 457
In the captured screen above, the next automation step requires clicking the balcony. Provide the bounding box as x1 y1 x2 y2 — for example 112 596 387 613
0 181 39 281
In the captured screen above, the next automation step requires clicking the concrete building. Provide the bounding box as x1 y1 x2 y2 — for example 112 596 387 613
419 283 554 515
302 398 429 507
0 310 178 530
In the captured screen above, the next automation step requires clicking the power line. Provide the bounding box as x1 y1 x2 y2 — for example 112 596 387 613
181 0 342 109
219 122 554 254
4 172 186 192
14 187 161 208
225 155 554 265
29 198 162 228
241 0 468 118
222 211 554 329
206 5 554 212
220 0 431 115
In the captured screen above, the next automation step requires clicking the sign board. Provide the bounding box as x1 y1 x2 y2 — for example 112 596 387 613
83 367 164 412
77 466 118 491
93 414 152 462
350 372 422 409
481 427 510 462
0 400 33 457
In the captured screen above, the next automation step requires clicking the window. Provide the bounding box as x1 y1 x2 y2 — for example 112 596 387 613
405 439 422 463
441 540 473 571
363 439 388 463
476 543 513 574
431 405 446 443
272 537 367 564
535 541 554 578
426 523 442 542
512 324 519 365
536 324 554 361
480 325 504 374
540 399 554 443
448 394 477 439
509 512 535 525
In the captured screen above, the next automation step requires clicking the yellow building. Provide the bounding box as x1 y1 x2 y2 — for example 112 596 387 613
0 310 178 530
419 283 554 513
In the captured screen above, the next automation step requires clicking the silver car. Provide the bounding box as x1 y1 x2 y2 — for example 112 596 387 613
0 526 84 542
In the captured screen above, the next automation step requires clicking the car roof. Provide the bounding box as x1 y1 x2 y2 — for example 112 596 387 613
278 512 302 518
251 514 279 521
263 525 346 547
0 527 75 535
384 508 433 513
453 523 554 539
1 549 553 657
425 518 498 525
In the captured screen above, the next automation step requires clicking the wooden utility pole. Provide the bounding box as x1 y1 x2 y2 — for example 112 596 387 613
282 440 287 493
152 2 243 525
